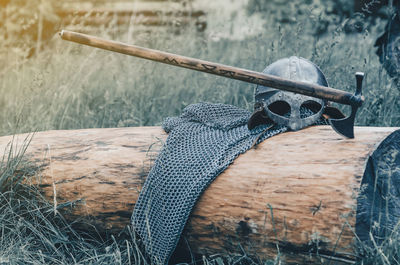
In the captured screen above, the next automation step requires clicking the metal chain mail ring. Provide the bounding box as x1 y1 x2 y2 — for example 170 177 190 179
131 102 328 264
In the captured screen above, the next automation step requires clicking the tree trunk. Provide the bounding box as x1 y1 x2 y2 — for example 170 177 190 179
0 126 398 264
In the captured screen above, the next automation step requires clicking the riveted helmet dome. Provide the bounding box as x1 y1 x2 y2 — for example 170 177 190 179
249 56 329 131
255 56 329 102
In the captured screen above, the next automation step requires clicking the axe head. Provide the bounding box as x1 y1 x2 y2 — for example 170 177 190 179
328 72 365 139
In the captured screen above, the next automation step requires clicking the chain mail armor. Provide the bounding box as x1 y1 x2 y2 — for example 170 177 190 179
131 102 328 264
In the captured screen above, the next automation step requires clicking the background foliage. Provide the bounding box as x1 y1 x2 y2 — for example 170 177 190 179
0 0 398 137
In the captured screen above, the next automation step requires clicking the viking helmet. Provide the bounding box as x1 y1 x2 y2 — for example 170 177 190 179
248 56 329 131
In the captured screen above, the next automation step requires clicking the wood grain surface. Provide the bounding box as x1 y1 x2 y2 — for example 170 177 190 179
0 126 398 263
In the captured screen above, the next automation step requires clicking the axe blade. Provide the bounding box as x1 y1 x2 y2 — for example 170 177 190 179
329 108 356 138
328 72 364 139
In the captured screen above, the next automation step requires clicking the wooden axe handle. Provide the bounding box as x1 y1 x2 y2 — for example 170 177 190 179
60 30 363 107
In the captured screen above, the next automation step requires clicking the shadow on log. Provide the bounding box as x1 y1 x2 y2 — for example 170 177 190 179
0 126 399 264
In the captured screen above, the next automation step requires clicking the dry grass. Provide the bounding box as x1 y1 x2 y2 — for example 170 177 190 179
0 0 398 137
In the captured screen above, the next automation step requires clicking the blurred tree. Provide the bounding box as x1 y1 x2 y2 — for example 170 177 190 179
0 0 59 59
246 0 354 35
246 0 400 85
0 0 10 8
374 1 400 84
354 0 398 15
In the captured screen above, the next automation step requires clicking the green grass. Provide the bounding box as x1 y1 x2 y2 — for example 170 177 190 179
0 142 147 264
0 0 399 264
0 0 398 136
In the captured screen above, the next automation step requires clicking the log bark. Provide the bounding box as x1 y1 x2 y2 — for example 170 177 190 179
0 126 398 264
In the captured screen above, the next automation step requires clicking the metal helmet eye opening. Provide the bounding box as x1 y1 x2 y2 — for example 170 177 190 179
249 56 329 131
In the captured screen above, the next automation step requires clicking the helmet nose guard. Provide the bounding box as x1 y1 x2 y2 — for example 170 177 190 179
248 56 328 131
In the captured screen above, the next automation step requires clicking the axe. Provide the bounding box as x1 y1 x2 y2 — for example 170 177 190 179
60 30 364 138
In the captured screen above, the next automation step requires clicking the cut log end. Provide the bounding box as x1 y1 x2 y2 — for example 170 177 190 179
356 130 400 245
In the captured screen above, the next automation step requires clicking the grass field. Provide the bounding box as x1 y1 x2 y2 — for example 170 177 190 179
0 0 399 137
0 0 400 264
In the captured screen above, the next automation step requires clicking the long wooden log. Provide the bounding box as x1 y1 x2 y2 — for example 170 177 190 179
0 126 399 264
